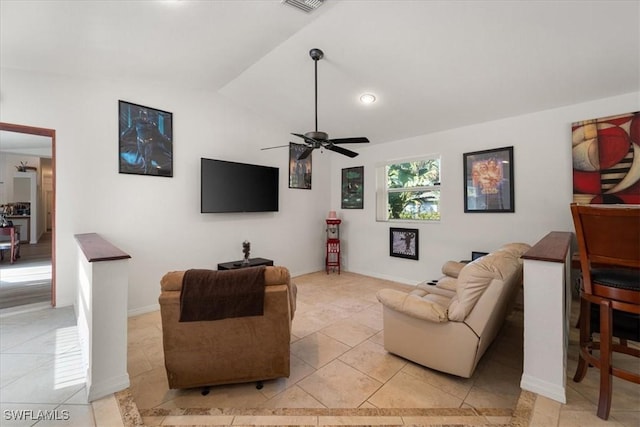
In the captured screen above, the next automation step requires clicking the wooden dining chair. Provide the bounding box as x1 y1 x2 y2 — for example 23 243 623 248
0 226 19 264
570 203 640 420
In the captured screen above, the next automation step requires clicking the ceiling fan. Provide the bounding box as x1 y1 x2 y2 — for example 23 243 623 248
262 48 370 160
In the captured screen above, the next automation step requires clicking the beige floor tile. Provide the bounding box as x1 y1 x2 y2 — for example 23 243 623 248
258 353 316 399
232 415 316 425
401 415 489 425
367 371 462 408
339 339 406 383
298 359 382 408
92 394 126 427
291 332 350 369
463 386 519 409
319 318 378 347
610 410 640 427
348 305 384 331
528 395 561 427
161 414 234 425
128 366 180 410
159 382 268 409
260 385 325 408
319 415 402 425
558 409 626 426
400 361 474 401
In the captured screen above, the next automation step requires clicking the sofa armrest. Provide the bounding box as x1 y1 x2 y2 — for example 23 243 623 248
441 261 466 278
377 288 448 323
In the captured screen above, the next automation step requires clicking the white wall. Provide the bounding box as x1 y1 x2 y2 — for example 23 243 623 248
330 92 639 284
2 66 637 311
1 68 330 312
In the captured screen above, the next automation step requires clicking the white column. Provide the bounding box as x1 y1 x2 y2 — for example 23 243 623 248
520 254 571 403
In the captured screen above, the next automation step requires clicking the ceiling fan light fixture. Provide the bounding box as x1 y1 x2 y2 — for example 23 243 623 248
359 93 376 104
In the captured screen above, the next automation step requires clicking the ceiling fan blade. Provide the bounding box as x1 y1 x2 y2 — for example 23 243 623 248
297 146 315 160
291 132 318 145
326 144 359 158
329 137 370 144
261 144 290 151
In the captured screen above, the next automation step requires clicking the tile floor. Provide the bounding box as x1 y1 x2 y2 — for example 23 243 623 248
1 270 638 426
0 302 123 427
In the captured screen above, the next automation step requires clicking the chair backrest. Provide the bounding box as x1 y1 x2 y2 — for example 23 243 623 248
570 203 640 292
0 226 15 239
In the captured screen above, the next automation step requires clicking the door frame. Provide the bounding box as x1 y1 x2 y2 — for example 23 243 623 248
0 122 56 307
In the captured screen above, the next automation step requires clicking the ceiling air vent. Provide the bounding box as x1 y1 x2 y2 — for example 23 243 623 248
281 0 324 14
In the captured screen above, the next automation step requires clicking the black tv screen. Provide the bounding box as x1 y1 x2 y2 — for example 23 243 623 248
201 158 279 213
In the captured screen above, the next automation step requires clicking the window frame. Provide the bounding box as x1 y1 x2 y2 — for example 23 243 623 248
375 154 441 222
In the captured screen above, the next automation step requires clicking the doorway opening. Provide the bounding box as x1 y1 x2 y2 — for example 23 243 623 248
0 122 56 309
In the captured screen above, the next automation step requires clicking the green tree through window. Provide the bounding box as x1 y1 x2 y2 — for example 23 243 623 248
377 157 441 221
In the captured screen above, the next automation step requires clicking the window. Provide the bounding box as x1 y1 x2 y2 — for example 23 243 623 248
376 155 441 221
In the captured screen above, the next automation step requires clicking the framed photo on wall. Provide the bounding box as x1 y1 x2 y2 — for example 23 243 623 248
341 166 364 209
463 146 514 213
119 100 173 177
288 143 312 189
389 227 419 260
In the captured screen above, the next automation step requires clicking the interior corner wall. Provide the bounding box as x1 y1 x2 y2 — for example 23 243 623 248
0 68 331 312
330 92 639 285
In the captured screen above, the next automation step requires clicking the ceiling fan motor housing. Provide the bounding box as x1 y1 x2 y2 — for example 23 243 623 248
305 131 328 141
309 48 324 61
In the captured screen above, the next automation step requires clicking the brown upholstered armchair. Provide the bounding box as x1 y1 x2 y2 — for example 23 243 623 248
158 266 296 390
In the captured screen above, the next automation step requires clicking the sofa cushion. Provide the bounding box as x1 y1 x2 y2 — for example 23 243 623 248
377 288 449 323
447 250 521 321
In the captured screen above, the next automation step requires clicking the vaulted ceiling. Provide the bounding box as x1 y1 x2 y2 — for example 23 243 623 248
1 0 638 147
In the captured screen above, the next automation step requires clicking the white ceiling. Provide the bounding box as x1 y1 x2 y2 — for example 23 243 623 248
1 0 639 149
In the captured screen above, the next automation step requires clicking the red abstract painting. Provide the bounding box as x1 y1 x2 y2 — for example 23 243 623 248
572 112 640 204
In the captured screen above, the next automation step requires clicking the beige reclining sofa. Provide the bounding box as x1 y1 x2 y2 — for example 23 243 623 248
159 266 296 389
376 242 530 378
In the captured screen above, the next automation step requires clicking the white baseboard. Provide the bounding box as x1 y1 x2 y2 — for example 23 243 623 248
87 374 130 403
520 373 566 404
128 303 159 317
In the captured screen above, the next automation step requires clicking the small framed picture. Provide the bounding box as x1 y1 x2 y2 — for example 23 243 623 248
119 100 173 177
341 166 364 209
463 146 514 212
389 227 419 260
288 143 312 189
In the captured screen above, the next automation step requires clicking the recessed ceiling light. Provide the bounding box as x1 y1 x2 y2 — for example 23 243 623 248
359 93 376 104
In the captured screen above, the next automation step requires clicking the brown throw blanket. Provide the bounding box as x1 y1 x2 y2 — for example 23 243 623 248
179 266 265 322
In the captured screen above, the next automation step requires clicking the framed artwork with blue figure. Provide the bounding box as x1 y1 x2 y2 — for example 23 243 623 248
463 146 514 213
119 100 173 177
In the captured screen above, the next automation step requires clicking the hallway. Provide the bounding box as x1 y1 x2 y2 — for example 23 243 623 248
0 231 52 310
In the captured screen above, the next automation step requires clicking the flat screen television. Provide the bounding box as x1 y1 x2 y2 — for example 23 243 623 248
201 158 279 213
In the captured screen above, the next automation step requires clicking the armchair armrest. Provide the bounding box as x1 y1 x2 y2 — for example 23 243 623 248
376 288 448 323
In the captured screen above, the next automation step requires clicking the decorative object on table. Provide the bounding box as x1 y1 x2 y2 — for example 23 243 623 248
326 212 341 274
341 166 364 209
463 146 514 213
261 48 369 159
389 227 419 260
242 240 251 265
118 100 173 177
15 161 28 172
288 142 312 189
571 111 639 204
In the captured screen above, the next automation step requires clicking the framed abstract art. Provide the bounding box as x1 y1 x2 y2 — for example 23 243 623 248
572 111 639 204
